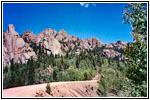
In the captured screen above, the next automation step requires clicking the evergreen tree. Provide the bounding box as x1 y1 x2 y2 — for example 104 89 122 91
61 56 64 67
75 55 79 68
97 54 102 67
65 51 69 59
28 57 35 85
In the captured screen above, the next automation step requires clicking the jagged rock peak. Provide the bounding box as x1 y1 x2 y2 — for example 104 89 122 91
36 28 62 55
45 28 57 35
56 29 68 41
3 24 37 67
37 28 57 38
8 24 15 33
86 37 102 44
85 37 103 48
21 31 36 43
101 40 128 61
58 29 67 36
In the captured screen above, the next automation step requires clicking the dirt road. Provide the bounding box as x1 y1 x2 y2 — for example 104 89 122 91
3 80 99 97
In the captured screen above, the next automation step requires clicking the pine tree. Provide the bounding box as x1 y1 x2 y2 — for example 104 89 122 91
75 55 79 68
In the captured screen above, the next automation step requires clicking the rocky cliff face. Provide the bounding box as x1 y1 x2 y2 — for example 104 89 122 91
101 41 127 60
3 24 37 67
56 30 68 41
3 24 127 67
85 38 102 48
36 28 62 55
20 26 127 60
55 31 103 53
21 28 62 55
55 30 77 52
20 28 104 55
21 31 36 43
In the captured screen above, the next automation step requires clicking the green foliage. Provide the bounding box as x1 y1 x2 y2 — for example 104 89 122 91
97 68 128 97
125 42 147 83
63 59 71 70
56 72 70 81
123 3 147 40
4 46 127 90
46 82 51 94
123 3 147 97
53 66 58 81
84 72 88 80
75 55 80 68
3 66 9 73
61 56 64 67
98 77 107 97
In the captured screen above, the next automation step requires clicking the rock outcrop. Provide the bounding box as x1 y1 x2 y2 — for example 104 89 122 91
103 40 127 50
55 30 77 52
55 31 103 53
101 41 127 60
21 28 104 55
11 25 127 63
3 24 37 67
21 31 36 43
36 28 62 55
102 49 121 58
56 30 68 41
85 37 102 48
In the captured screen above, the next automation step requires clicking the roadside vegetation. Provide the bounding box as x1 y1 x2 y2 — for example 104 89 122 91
122 3 147 97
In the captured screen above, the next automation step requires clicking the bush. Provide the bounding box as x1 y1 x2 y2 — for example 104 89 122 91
84 72 88 80
97 68 127 96
67 69 79 81
46 82 51 94
64 59 71 70
98 77 107 97
3 66 9 73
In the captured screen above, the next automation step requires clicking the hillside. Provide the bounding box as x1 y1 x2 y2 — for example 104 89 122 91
3 24 128 97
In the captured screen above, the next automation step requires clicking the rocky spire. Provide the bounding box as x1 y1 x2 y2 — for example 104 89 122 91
3 24 37 67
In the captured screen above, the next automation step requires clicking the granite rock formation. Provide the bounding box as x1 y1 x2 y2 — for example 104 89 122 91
21 31 36 43
5 24 128 67
35 28 62 55
3 24 37 67
101 41 127 60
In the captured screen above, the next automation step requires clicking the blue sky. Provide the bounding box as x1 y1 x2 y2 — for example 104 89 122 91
3 3 133 44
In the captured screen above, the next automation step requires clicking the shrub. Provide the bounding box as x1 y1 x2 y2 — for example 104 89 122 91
97 68 127 96
98 77 107 97
46 82 51 94
84 72 88 80
3 66 9 73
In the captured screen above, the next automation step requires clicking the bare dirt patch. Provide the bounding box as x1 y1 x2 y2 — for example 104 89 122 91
3 80 99 97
